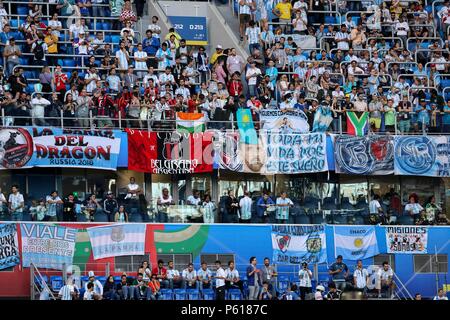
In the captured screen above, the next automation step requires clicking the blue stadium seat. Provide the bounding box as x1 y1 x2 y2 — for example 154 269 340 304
63 59 76 67
17 6 28 16
160 288 173 300
94 212 109 222
187 289 201 300
174 289 187 300
78 288 85 300
113 276 121 284
26 84 35 93
310 214 326 224
50 276 63 291
103 22 112 31
35 275 49 287
80 276 89 288
104 35 112 43
228 289 242 300
397 216 414 225
202 289 214 300
277 280 290 292
332 214 348 225
111 35 121 44
352 215 365 225
440 79 450 88
96 22 104 30
325 16 336 24
9 19 19 28
97 276 107 284
295 215 311 224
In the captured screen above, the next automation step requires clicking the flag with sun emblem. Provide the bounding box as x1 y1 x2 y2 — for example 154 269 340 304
237 108 258 145
333 226 379 260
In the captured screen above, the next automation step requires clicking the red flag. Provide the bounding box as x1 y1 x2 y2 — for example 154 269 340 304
126 129 153 172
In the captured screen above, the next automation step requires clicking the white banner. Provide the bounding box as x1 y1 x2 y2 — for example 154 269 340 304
259 109 310 134
385 226 428 254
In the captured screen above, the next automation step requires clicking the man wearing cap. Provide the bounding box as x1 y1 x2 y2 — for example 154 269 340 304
211 44 225 65
103 191 118 222
85 271 103 299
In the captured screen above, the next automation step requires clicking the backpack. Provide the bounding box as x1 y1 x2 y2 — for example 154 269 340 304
33 41 44 60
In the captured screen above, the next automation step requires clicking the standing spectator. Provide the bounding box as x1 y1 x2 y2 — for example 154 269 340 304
8 185 24 221
256 193 275 223
53 65 68 103
76 88 91 128
103 191 118 222
227 48 245 77
30 92 51 126
46 190 63 222
214 260 227 301
63 194 77 222
31 33 48 65
273 0 293 33
238 191 253 223
353 260 369 296
404 194 424 223
246 256 261 300
275 191 293 224
202 194 216 224
298 262 313 300
197 46 209 85
261 257 277 297
3 38 21 77
58 277 78 300
119 0 137 26
116 41 130 71
225 190 240 223
157 187 174 223
124 177 141 216
238 0 254 41
328 255 349 291
246 61 261 98
245 20 261 54
0 187 6 216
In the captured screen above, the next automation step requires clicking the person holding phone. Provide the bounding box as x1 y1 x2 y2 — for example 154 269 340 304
298 262 313 300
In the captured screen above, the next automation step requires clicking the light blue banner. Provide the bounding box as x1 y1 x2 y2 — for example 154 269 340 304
20 223 77 270
334 226 380 260
0 223 20 270
271 225 327 264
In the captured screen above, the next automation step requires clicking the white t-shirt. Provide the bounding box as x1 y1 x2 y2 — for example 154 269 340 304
134 50 148 70
9 193 24 213
404 203 423 215
369 199 381 214
246 67 262 86
31 97 51 118
353 268 369 289
48 20 62 38
147 24 161 38
215 267 226 287
298 269 313 287
182 269 197 281
125 183 140 199
433 295 449 300
187 195 201 206
83 290 94 300
166 269 180 279
159 195 173 204
377 267 393 281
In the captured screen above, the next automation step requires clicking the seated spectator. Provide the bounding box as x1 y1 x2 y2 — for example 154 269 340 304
182 263 197 290
326 282 342 300
84 271 103 299
152 259 169 289
132 273 152 300
117 274 134 300
103 275 120 300
225 261 243 292
167 260 184 289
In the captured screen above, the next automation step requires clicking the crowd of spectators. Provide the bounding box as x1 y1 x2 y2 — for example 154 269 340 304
1 179 448 225
51 255 436 300
1 1 450 133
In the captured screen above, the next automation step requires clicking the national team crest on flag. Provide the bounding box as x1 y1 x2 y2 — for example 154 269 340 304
333 226 379 260
346 111 369 136
87 224 146 260
176 112 206 133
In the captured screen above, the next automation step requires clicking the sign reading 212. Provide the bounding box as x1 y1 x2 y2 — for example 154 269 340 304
394 136 436 175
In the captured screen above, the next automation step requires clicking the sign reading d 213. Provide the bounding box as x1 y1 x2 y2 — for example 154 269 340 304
168 16 208 45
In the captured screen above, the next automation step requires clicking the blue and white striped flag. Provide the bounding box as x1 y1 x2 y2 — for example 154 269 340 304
87 224 146 260
333 226 379 260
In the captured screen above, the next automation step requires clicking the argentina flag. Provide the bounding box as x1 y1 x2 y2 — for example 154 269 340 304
87 224 146 260
333 226 379 260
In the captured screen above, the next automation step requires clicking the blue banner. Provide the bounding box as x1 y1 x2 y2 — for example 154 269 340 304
168 16 208 45
0 223 20 270
394 136 450 177
333 226 380 260
0 127 122 170
334 134 394 175
271 225 327 264
20 224 77 270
